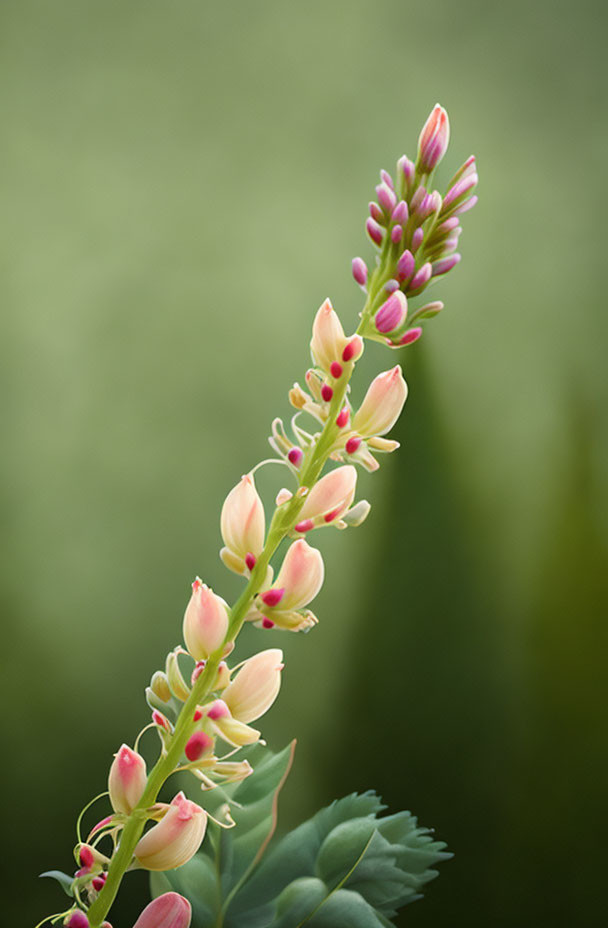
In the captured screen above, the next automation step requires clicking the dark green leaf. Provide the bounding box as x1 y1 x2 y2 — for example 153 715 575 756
39 870 74 897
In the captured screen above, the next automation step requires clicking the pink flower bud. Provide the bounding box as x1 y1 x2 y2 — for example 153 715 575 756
220 473 265 565
183 580 229 661
298 465 357 523
351 257 368 287
185 731 214 762
452 194 478 216
321 384 333 402
260 587 285 607
66 912 89 928
397 155 415 187
375 291 407 334
408 262 432 291
391 200 408 223
108 744 147 815
447 155 476 189
223 648 284 723
396 250 415 282
342 336 364 363
417 104 450 173
330 361 343 379
391 225 403 244
376 182 397 214
366 217 384 246
443 173 478 208
368 201 383 223
132 893 192 928
287 447 303 467
92 874 107 892
380 169 394 189
432 253 461 276
134 792 207 871
384 279 400 294
353 366 408 437
245 552 257 570
79 845 95 870
398 327 423 346
345 435 362 455
411 227 424 253
294 518 314 533
274 539 324 611
310 298 348 373
336 407 350 428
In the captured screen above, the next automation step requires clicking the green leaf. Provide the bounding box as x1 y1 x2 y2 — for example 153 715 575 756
39 870 74 897
303 889 389 928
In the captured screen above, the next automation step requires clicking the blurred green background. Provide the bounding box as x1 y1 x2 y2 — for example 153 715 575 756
2 1 607 925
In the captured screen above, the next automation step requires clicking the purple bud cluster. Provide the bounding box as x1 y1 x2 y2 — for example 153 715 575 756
351 104 478 347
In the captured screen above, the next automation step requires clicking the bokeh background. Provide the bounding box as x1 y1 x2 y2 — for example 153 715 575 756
2 1 607 925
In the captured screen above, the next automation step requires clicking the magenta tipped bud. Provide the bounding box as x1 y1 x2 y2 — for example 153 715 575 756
321 384 334 402
66 912 89 928
368 201 384 223
298 465 357 524
380 169 394 189
223 648 284 723
336 407 350 428
452 194 478 216
417 104 450 173
342 336 364 363
133 893 192 928
185 731 214 762
260 587 285 607
376 182 397 214
92 874 107 892
432 254 461 276
295 518 314 533
411 227 424 253
391 225 403 244
443 173 478 208
79 846 95 870
375 291 408 334
134 792 207 871
396 250 415 282
351 257 368 287
399 327 423 346
397 155 415 187
245 552 257 571
287 447 303 467
183 580 229 661
345 436 362 455
409 262 432 291
108 745 147 815
330 361 343 379
391 200 408 224
366 217 384 246
262 618 275 629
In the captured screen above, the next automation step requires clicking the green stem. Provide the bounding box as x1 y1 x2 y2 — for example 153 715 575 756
86 272 387 928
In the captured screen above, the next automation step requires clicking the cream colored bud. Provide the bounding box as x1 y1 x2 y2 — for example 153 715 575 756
310 299 348 373
352 366 408 437
223 649 284 723
108 744 147 815
150 671 171 704
183 580 229 661
298 465 357 523
134 792 207 871
220 474 265 563
166 650 191 701
274 539 324 611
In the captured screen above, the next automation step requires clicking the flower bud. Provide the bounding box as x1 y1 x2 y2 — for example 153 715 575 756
351 257 368 287
353 366 408 437
134 792 207 871
396 250 415 282
150 671 171 704
132 893 192 928
223 648 284 723
212 760 253 782
375 182 397 214
108 744 147 815
432 254 461 276
166 650 191 701
366 217 384 246
273 539 324 611
65 912 89 928
310 299 348 373
220 474 265 570
185 731 214 762
298 466 357 524
374 291 407 335
341 499 371 527
408 261 432 291
342 336 364 363
183 580 229 661
417 104 450 173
